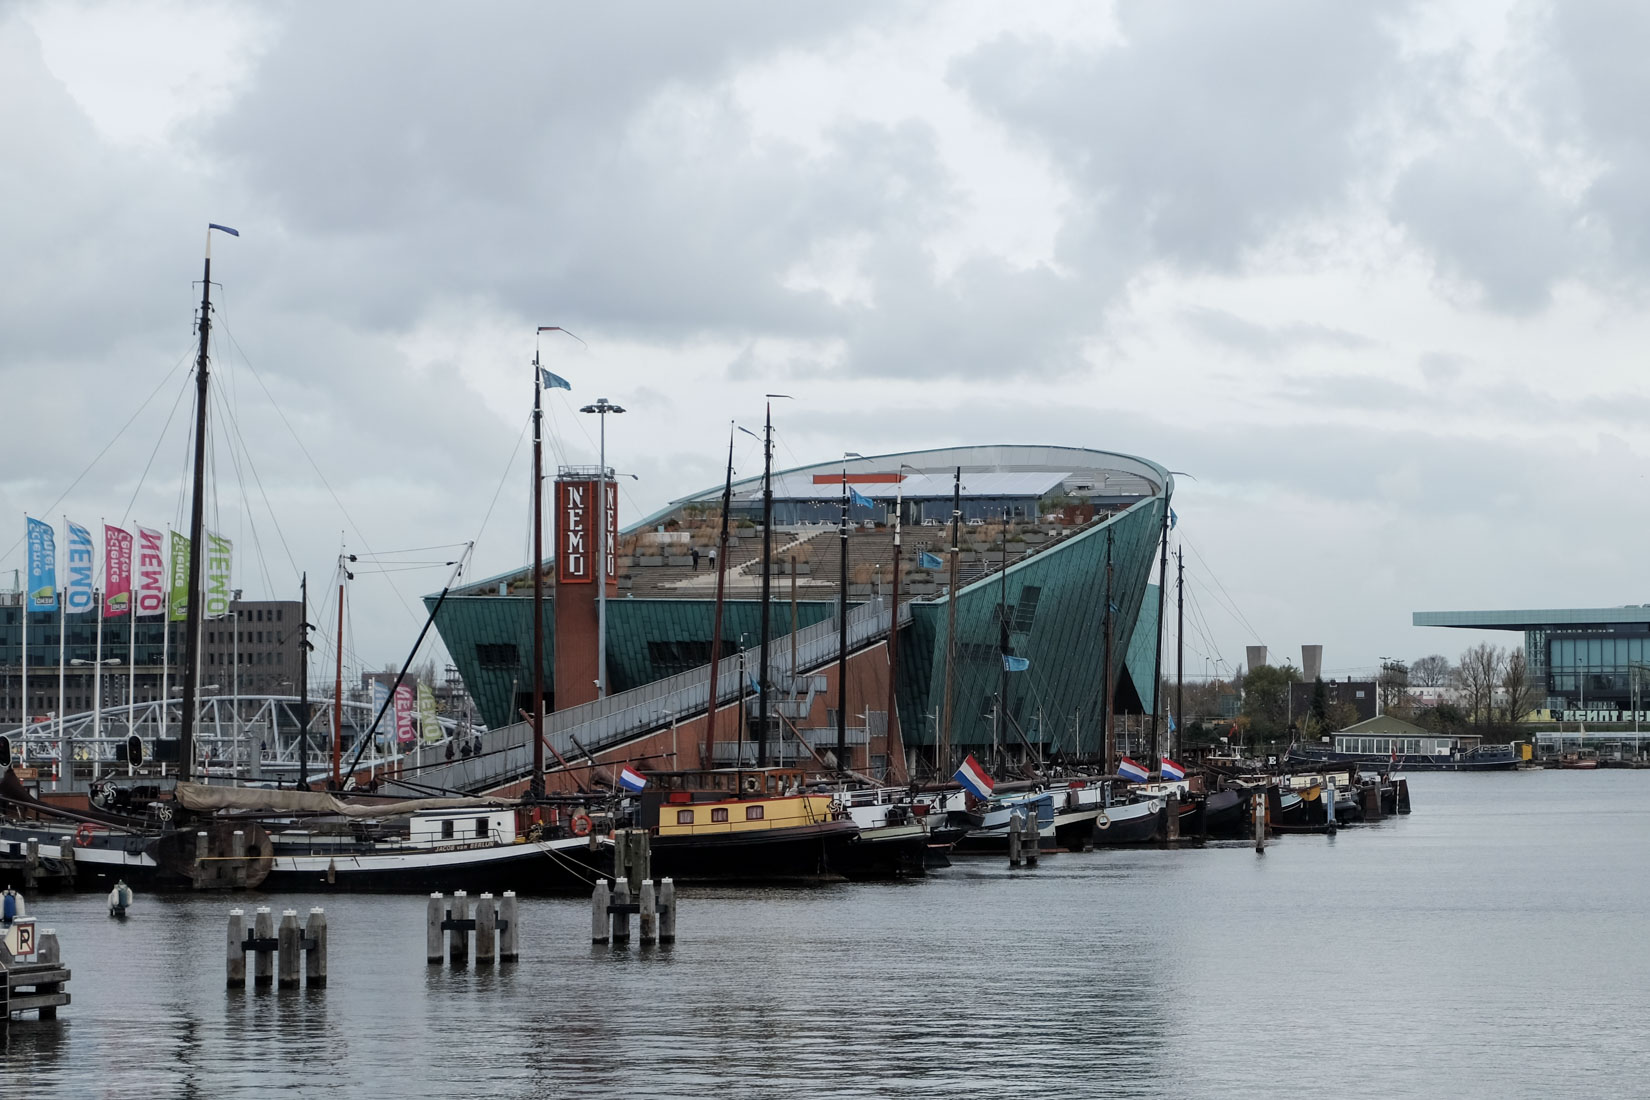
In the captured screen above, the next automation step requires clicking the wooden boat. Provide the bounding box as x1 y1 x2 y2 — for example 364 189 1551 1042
829 787 931 878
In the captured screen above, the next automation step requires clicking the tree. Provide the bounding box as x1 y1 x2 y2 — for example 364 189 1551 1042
1378 659 1410 715
1410 654 1452 687
1500 649 1538 729
1241 664 1302 738
1456 643 1504 728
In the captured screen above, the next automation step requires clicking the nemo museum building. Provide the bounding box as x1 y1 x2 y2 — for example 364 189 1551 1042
428 445 1172 784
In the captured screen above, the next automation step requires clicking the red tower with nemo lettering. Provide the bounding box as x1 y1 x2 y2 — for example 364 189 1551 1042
553 467 618 710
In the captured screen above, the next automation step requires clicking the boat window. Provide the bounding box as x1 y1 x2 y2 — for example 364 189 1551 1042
711 808 729 823
475 818 488 838
746 805 765 821
441 820 454 839
676 809 694 825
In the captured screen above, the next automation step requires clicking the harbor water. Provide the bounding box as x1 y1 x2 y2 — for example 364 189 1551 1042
4 771 1647 1099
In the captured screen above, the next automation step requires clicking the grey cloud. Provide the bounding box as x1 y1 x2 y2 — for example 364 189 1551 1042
1182 307 1378 359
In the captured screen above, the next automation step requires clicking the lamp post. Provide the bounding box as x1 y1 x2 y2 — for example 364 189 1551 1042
578 397 626 699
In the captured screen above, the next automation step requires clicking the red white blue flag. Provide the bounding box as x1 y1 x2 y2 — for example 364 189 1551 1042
1117 757 1150 782
618 765 647 792
954 753 994 799
1160 757 1186 781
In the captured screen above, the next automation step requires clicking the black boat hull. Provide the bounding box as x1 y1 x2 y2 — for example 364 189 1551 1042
649 821 859 882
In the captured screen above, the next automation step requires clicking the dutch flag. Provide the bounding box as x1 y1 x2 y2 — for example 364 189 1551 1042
618 765 647 793
1117 757 1150 783
953 754 995 799
1160 757 1186 782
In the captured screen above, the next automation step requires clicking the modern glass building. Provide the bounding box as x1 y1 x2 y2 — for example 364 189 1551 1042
1412 606 1650 715
431 444 1172 770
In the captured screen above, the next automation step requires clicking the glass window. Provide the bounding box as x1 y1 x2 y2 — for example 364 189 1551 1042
676 809 695 825
474 818 488 838
710 807 728 823
441 820 454 839
746 805 765 821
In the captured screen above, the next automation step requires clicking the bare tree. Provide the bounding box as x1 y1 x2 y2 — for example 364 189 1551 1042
1457 643 1504 728
1378 659 1410 715
1500 649 1538 727
1410 654 1452 687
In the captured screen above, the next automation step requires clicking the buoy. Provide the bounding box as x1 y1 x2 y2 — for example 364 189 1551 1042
1 886 25 924
108 879 134 918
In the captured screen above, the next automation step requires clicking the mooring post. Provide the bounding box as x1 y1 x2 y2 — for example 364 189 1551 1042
499 891 518 961
1023 812 1040 867
611 877 632 945
35 930 60 1019
24 837 38 890
277 909 301 988
1253 791 1267 853
630 829 651 894
1008 812 1023 867
59 841 74 883
658 878 676 944
475 893 496 964
305 908 328 987
1166 792 1181 843
231 829 247 888
426 893 444 964
253 907 275 986
591 880 611 944
1325 779 1338 834
227 908 246 987
448 890 470 967
639 879 657 945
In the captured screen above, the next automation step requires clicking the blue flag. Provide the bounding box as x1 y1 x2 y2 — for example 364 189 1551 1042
64 520 94 614
918 550 944 569
1169 508 1178 530
26 517 56 611
849 487 874 509
208 223 240 236
540 368 571 392
1002 654 1030 672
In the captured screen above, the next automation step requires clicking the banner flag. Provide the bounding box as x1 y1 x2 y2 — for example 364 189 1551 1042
168 532 191 621
64 520 94 614
25 518 56 612
104 525 133 618
1002 654 1030 672
204 532 232 618
394 682 417 744
370 681 391 735
539 368 571 392
849 487 874 509
135 527 167 616
918 550 945 570
417 681 443 743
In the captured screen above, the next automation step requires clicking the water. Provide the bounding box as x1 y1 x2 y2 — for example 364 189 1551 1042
5 772 1648 1099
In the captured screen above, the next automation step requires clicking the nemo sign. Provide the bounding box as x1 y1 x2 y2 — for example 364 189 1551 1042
556 479 618 586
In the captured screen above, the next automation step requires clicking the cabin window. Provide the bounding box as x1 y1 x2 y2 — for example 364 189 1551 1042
746 805 765 821
711 808 729 823
475 818 488 838
676 809 695 825
441 820 454 839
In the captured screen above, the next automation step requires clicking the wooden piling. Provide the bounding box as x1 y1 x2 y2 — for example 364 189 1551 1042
475 893 496 964
58 842 73 884
23 837 38 890
611 878 632 945
277 909 301 988
231 830 247 889
304 908 327 987
448 891 470 966
226 908 246 987
426 894 444 964
1252 791 1267 852
1022 812 1039 867
1166 793 1181 843
1396 778 1412 814
253 907 274 986
591 880 611 944
1008 812 1023 867
639 880 657 945
499 891 518 961
1325 780 1338 834
658 878 676 944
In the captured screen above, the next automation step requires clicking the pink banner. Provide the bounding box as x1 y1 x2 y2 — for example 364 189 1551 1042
394 683 417 744
104 525 133 618
135 526 166 616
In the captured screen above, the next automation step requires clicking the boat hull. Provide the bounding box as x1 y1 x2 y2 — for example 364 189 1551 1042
649 820 859 882
259 837 611 895
1087 800 1164 846
828 823 929 879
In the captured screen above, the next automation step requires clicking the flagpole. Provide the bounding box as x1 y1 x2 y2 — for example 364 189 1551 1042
94 581 103 781
160 553 170 755
19 515 28 759
56 549 65 791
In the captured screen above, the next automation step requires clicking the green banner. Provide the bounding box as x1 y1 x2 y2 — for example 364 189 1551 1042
168 531 190 622
418 681 442 743
204 532 232 618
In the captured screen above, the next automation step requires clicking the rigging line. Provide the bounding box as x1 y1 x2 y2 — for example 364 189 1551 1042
1182 582 1223 669
1181 534 1264 643
208 387 277 598
118 367 195 527
355 543 473 557
1186 573 1252 652
216 320 419 624
473 411 531 561
209 382 298 591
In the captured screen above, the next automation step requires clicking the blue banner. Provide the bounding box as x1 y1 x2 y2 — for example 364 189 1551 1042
26 518 56 611
64 520 94 614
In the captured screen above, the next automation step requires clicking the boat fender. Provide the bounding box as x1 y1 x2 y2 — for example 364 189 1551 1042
827 799 844 814
570 813 593 837
742 777 760 795
1096 812 1110 830
75 822 96 847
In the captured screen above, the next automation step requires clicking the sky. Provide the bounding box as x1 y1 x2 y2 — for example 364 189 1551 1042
5 0 1650 686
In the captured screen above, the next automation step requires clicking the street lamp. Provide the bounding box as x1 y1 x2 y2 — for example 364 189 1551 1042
579 397 626 699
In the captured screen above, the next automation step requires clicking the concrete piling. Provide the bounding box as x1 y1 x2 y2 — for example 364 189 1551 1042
277 909 301 988
304 908 328 987
1325 780 1338 834
231 830 247 888
448 891 470 967
591 880 611 944
658 878 676 945
611 878 632 945
227 909 246 987
253 907 275 986
475 893 496 963
1253 791 1268 852
426 893 444 964
499 892 518 961
639 880 657 945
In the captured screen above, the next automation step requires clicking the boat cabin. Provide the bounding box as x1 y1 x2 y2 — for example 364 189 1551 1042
408 808 515 846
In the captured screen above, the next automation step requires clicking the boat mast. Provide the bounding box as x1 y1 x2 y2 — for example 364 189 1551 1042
1103 528 1115 776
1175 546 1185 764
836 456 849 774
333 555 346 788
884 474 905 783
756 401 773 769
704 425 734 768
530 340 546 799
298 572 309 789
178 225 235 781
997 506 1008 773
1150 492 1170 767
939 466 961 777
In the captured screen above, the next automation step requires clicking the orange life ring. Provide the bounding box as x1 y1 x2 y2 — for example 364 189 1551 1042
74 822 96 847
570 813 592 837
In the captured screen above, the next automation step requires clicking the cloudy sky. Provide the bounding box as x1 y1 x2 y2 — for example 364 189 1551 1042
5 0 1649 684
